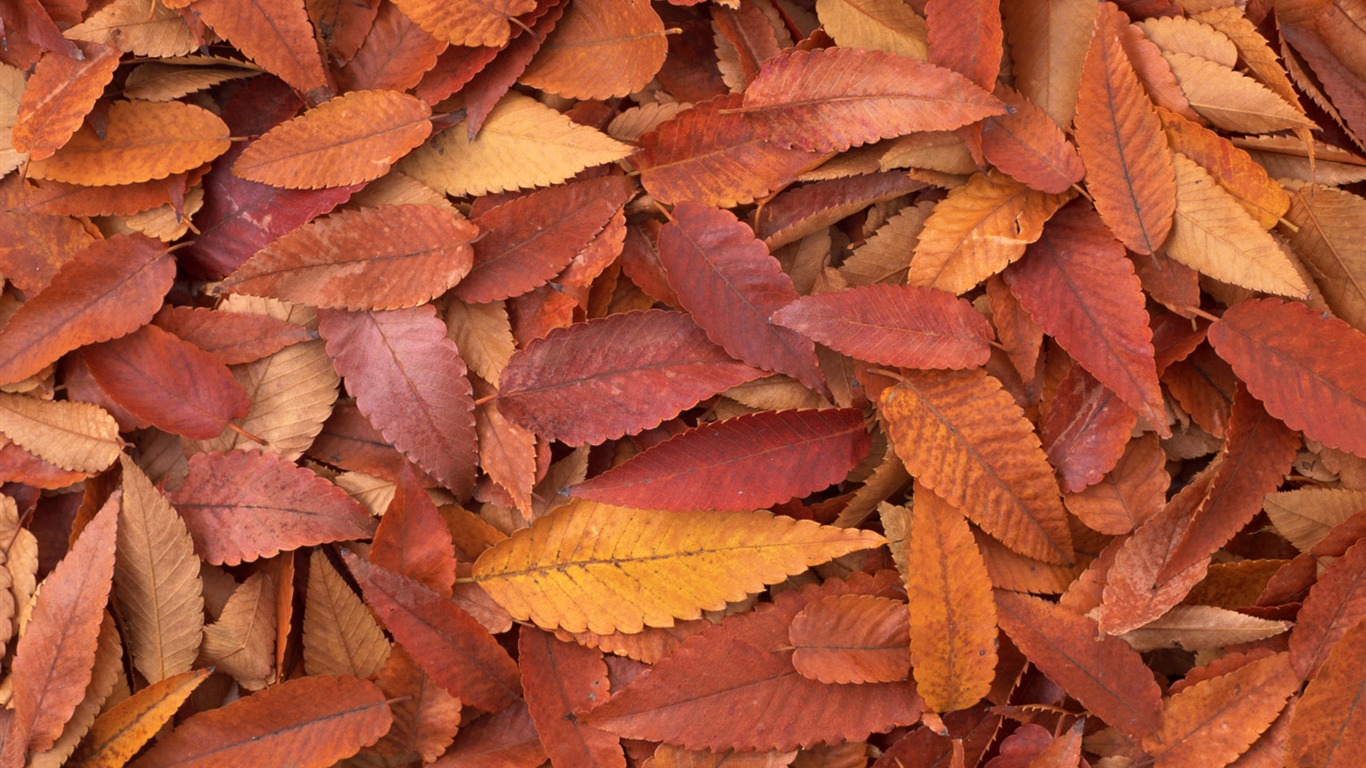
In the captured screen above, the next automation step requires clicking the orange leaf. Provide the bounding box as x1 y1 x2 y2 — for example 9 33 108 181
11 42 120 160
390 0 536 47
28 100 230 186
371 463 458 596
318 305 478 496
0 234 172 385
879 368 1074 564
1004 201 1168 435
1158 107 1290 230
1073 2 1175 254
169 450 375 565
1287 616 1366 768
1208 298 1366 458
999 0 1094 128
8 493 117 753
233 90 432 189
995 591 1162 741
129 675 392 768
740 47 1004 152
219 204 476 310
1064 433 1169 535
370 645 461 762
518 628 624 768
1142 652 1299 767
193 0 329 96
343 552 522 713
790 594 910 685
659 202 827 395
74 669 210 768
771 284 994 370
981 85 1086 194
81 324 250 440
520 0 666 100
926 0 1001 90
904 487 997 711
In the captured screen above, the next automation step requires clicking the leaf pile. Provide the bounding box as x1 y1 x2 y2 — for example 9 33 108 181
1 0 1366 766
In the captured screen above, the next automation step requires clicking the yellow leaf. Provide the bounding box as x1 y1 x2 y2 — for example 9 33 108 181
303 550 390 679
0 393 120 473
73 669 210 768
904 484 997 712
907 171 1071 295
1166 152 1309 297
401 92 634 198
115 455 204 684
815 0 927 59
472 500 886 634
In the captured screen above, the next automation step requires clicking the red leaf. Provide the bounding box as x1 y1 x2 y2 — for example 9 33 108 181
658 202 827 396
318 305 479 496
980 85 1086 194
169 451 375 565
343 552 522 713
0 234 173 386
518 628 624 768
585 572 922 751
1208 298 1366 458
771 284 995 370
81 324 250 440
371 463 458 596
994 591 1162 741
496 310 762 446
432 702 546 768
926 0 1002 91
1289 536 1366 679
1042 365 1138 493
569 409 870 511
453 176 635 303
1005 202 1168 436
151 306 315 366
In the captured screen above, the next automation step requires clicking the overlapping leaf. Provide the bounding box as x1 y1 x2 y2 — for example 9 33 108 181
520 0 665 100
789 594 910 684
390 0 535 46
518 628 625 768
472 500 884 634
193 0 328 95
11 42 120 161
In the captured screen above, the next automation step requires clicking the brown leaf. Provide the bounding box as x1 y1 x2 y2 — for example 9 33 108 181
129 675 392 768
219 204 477 311
200 570 276 691
169 450 375 565
0 234 173 386
302 550 390 680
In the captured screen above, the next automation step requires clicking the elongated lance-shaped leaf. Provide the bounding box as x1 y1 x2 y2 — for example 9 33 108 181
473 499 885 634
73 669 210 768
1288 616 1366 768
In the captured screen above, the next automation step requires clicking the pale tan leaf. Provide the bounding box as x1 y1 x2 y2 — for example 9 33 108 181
607 101 691 143
0 63 27 178
1137 16 1236 68
333 471 397 518
1119 605 1288 652
64 0 199 57
1164 52 1315 133
199 571 276 691
0 393 120 473
304 551 390 680
1000 0 1096 127
401 92 633 197
815 0 927 59
1165 152 1309 297
840 201 932 286
1264 488 1366 552
1282 182 1366 333
188 297 340 461
121 60 259 102
443 298 516 387
0 496 38 647
1194 7 1306 119
111 185 205 242
115 455 204 684
907 171 1072 295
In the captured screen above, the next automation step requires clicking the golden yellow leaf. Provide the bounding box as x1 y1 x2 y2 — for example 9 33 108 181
72 669 210 768
27 100 229 186
234 90 433 190
64 0 199 57
520 0 667 100
0 393 120 473
1164 52 1315 134
188 296 340 461
114 455 204 684
1165 152 1309 297
815 0 927 59
401 92 634 198
198 570 276 691
903 484 997 712
472 500 886 634
303 550 390 679
907 171 1072 295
